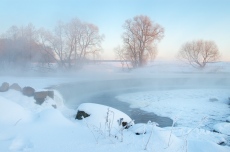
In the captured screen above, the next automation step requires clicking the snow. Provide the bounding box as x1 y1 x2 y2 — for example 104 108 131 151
0 96 31 126
213 123 230 135
227 116 230 122
0 61 230 151
77 103 134 134
116 89 230 129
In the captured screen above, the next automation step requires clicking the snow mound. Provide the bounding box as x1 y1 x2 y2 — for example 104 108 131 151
9 136 33 151
77 103 134 133
213 123 230 135
35 109 74 126
0 96 31 126
188 140 230 152
166 127 228 145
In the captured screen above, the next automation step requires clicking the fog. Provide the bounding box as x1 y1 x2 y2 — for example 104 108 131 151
1 61 230 127
53 71 230 107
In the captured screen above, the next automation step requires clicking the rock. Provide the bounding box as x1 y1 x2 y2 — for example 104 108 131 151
22 87 35 97
209 98 218 102
122 122 128 128
34 91 48 105
75 110 90 120
0 82 9 92
33 91 54 105
52 105 57 109
47 91 54 99
9 83 22 92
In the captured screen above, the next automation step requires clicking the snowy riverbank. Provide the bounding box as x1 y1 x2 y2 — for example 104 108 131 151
0 61 230 151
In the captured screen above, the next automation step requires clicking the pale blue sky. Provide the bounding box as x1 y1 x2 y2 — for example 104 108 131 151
1 0 230 61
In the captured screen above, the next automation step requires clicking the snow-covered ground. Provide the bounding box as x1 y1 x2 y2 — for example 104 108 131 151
0 61 230 151
116 89 230 129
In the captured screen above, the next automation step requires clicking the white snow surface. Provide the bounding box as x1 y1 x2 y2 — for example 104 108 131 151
0 82 229 152
213 123 230 135
77 103 134 134
116 89 230 128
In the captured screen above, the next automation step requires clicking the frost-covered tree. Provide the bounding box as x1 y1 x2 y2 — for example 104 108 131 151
177 40 221 68
117 15 164 68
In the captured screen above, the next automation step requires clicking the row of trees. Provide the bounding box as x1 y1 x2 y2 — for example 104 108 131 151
0 18 104 71
0 15 221 71
115 15 220 69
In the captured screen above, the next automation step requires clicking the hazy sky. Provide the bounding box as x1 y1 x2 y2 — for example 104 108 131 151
1 0 230 61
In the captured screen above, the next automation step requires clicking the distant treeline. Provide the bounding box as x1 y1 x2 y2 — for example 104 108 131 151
0 19 103 71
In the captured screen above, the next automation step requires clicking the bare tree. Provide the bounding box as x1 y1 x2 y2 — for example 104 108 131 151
37 18 104 69
118 15 164 68
38 25 67 69
65 18 104 68
177 40 221 68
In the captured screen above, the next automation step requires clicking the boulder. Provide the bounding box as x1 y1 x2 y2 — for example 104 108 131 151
47 91 54 99
34 91 54 105
34 91 47 105
75 110 90 120
9 83 22 92
0 82 9 92
52 105 57 109
22 87 35 97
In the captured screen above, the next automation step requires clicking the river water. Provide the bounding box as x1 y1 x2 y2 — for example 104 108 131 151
55 74 230 128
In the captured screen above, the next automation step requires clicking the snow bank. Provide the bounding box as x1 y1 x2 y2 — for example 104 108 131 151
166 127 228 145
188 140 230 152
0 96 31 126
213 123 230 135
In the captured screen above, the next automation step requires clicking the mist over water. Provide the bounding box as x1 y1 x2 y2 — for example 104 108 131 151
53 71 230 127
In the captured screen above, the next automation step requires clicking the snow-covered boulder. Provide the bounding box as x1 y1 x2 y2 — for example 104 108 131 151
0 82 9 92
213 123 230 135
76 103 134 133
22 86 35 97
9 83 22 92
34 91 54 105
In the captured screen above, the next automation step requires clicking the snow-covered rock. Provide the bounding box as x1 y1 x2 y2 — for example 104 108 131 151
76 103 134 133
